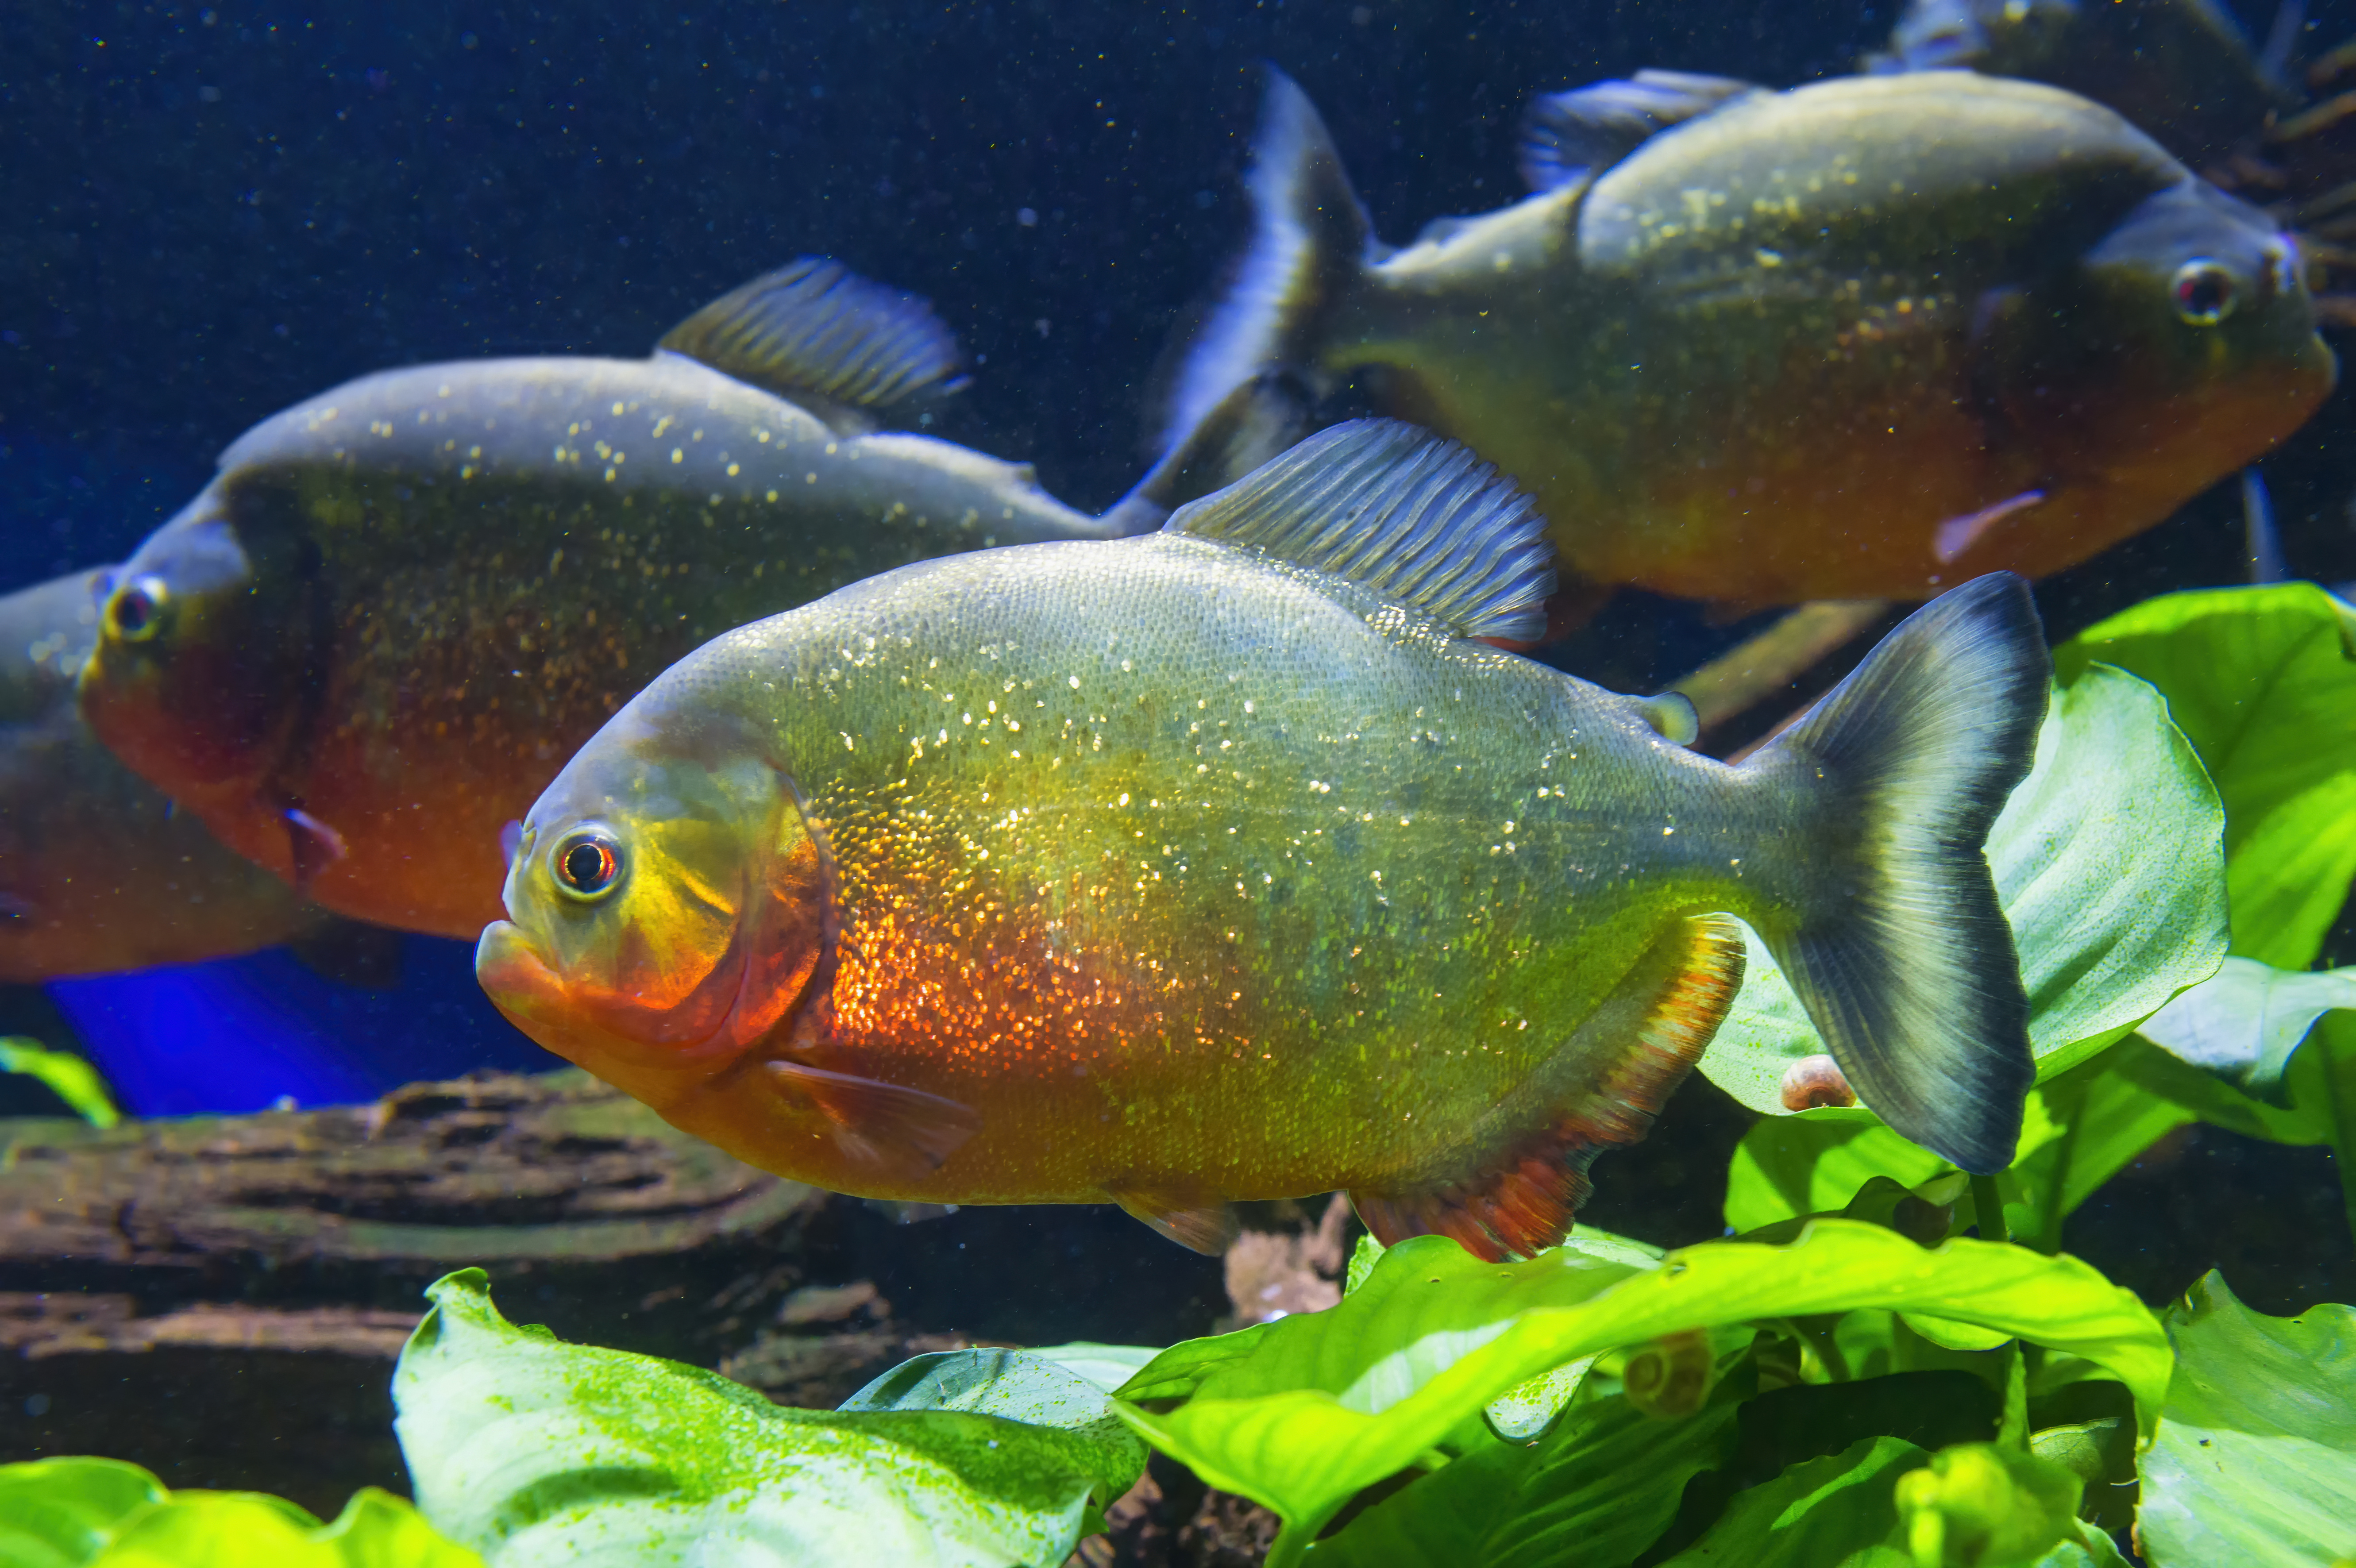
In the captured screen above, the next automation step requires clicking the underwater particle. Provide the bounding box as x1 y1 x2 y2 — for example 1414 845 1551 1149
1017 207 1038 226
1781 1052 1858 1110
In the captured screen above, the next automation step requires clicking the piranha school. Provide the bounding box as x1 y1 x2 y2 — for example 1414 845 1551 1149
5 4 2356 1565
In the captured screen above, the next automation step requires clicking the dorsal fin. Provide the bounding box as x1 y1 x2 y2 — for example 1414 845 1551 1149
1162 420 1556 642
656 258 968 415
1519 70 1765 193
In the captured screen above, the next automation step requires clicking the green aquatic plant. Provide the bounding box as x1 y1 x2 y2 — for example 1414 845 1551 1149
0 1456 477 1567
33 583 2356 1567
0 1038 120 1129
1711 585 2356 1256
2136 1274 2356 1564
2057 583 2356 972
1116 1222 2164 1566
388 1271 1149 1566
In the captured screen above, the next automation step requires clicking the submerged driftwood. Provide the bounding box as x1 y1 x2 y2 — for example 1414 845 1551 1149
0 1066 1268 1560
0 1070 967 1511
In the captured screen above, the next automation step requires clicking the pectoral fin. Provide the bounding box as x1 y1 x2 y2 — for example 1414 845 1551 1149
765 1059 979 1181
1350 914 1746 1262
1108 1186 1241 1255
1632 691 1700 745
283 806 347 888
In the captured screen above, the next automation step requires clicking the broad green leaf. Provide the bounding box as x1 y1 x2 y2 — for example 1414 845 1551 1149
0 1459 163 1568
0 1460 475 1568
2057 583 2356 970
1022 1343 1165 1397
0 1037 120 1128
2007 1056 2196 1253
2126 1011 2356 1243
1655 1434 1921 1565
393 1269 1139 1568
90 1489 480 1568
1482 1396 1739 1566
837 1347 1145 1499
2137 1273 2356 1566
1704 664 2227 1115
2103 1035 2325 1146
2139 956 2356 1106
1482 1353 1597 1441
2284 1013 2356 1241
1115 1222 2169 1561
1293 1427 1535 1567
1723 1111 1949 1234
1307 1396 1739 1568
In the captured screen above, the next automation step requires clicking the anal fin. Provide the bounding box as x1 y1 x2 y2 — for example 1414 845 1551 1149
1109 1186 1241 1256
766 1059 979 1183
1350 914 1747 1263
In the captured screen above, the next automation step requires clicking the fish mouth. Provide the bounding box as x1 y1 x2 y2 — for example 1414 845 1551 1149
474 919 651 1077
474 917 760 1092
474 921 573 1048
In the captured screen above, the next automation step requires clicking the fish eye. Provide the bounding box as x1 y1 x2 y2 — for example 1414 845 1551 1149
551 830 624 900
106 575 170 643
2171 259 2237 326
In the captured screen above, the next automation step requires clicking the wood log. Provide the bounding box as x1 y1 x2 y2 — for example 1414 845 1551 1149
0 1068 993 1514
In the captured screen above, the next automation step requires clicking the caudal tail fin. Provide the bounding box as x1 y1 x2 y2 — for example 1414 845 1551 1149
1151 68 1370 467
1744 573 2049 1173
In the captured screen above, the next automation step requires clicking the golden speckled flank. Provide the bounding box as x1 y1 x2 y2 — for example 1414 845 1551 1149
78 351 1121 939
485 527 1802 1219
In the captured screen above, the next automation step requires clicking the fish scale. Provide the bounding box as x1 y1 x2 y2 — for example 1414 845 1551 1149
1162 69 2335 611
479 422 2051 1262
74 261 1247 940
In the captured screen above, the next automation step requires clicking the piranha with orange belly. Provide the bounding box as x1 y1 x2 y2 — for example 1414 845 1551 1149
1158 70 2335 610
75 260 1270 940
478 423 2050 1260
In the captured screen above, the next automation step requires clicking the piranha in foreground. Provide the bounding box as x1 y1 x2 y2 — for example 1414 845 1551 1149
1159 69 2334 609
478 424 2049 1260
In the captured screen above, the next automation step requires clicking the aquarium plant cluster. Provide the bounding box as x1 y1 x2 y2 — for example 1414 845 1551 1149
9 582 2354 1565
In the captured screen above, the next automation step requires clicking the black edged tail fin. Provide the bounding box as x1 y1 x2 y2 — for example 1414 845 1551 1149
1150 68 1369 466
1745 573 2049 1173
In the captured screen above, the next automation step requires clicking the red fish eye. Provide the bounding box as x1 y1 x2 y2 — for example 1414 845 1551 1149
552 832 622 898
2172 260 2236 326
